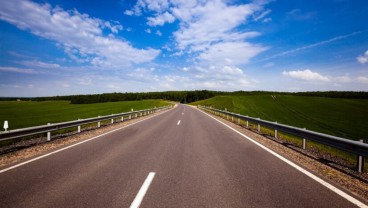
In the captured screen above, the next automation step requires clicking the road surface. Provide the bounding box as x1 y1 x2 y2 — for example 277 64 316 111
0 104 364 207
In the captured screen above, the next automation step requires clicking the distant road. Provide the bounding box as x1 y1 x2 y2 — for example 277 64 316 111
0 105 364 207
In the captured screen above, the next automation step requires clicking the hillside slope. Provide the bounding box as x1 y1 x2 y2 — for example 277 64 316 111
192 95 368 141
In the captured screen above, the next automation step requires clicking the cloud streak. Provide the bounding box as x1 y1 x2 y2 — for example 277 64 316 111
261 31 361 61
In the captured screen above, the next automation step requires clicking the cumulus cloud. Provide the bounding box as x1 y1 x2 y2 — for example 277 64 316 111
0 0 160 68
282 69 330 82
357 50 368 64
147 11 175 26
199 41 267 65
128 0 267 65
172 1 262 52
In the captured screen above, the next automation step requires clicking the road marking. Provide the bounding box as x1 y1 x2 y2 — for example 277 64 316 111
130 172 156 208
196 108 368 208
177 120 181 125
182 112 184 115
0 109 172 174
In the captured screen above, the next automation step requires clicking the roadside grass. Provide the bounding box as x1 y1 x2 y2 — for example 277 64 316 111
0 100 169 148
192 95 368 141
218 111 368 171
0 99 168 130
193 95 368 171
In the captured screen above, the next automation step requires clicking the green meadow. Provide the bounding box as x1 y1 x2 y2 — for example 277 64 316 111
192 95 368 141
0 99 168 130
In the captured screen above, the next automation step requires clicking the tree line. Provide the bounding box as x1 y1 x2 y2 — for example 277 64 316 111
1 90 367 103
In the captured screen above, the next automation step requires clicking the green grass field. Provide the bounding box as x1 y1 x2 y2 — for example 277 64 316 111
191 95 368 141
0 99 168 130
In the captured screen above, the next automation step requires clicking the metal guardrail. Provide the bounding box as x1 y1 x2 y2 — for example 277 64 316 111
0 106 171 142
199 105 367 172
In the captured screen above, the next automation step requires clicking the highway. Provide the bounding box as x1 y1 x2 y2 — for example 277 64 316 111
0 104 364 207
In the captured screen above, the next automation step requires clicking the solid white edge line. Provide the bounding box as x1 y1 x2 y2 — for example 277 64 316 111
177 120 181 125
0 109 172 174
130 172 156 208
195 107 367 208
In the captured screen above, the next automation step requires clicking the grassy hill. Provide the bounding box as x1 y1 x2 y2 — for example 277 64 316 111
191 95 368 141
0 99 168 130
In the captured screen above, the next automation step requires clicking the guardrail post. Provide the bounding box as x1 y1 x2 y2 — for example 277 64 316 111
129 114 131 119
3 120 8 132
358 139 364 173
246 120 249 128
232 116 234 122
121 115 124 122
238 118 240 124
47 123 51 141
302 128 307 150
111 115 114 124
258 123 261 132
78 119 81 133
135 113 138 118
274 122 278 138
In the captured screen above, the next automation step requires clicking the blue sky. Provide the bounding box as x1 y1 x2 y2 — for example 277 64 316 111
0 0 367 96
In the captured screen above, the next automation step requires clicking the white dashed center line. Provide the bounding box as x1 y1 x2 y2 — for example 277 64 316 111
130 172 156 208
177 120 181 125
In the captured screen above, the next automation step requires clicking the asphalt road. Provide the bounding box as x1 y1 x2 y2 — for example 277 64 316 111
0 104 364 207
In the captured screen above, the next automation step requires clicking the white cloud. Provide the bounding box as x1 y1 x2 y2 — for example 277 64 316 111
144 0 170 13
145 28 152 33
147 11 175 26
128 0 267 65
199 41 267 65
262 18 272 23
104 21 123 34
124 10 134 16
262 31 361 61
287 9 316 20
127 67 160 82
0 66 38 74
282 69 330 82
173 1 261 51
357 76 368 84
263 62 274 68
253 9 271 21
357 50 368 64
0 0 160 68
19 60 60 69
334 75 352 83
156 30 162 36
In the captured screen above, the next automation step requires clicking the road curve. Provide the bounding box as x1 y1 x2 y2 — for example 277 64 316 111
0 104 363 207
